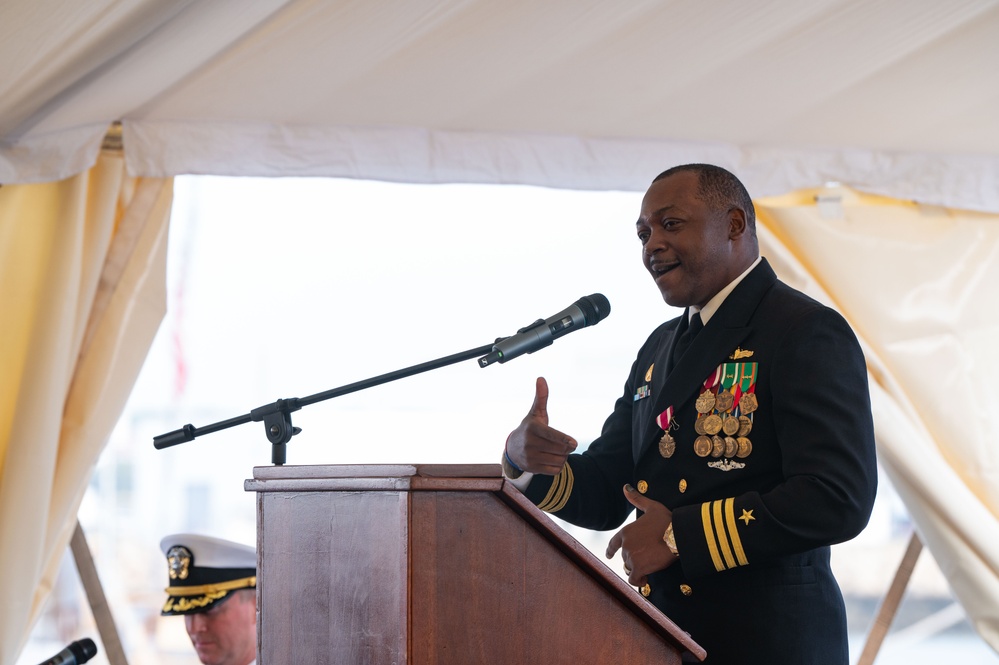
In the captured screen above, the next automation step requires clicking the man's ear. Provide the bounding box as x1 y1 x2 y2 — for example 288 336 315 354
728 206 748 239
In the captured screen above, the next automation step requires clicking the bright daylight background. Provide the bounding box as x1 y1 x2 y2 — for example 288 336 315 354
18 176 999 664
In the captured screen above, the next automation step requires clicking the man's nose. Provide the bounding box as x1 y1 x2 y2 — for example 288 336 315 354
187 614 207 633
644 229 666 255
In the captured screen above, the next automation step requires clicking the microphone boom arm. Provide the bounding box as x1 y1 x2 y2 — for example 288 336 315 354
153 293 609 465
153 342 495 465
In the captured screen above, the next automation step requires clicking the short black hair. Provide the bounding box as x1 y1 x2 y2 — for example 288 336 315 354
653 164 756 232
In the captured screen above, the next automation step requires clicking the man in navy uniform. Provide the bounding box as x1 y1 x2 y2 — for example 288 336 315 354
160 534 257 665
503 164 877 664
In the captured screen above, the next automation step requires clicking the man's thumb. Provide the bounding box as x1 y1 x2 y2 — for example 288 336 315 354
529 376 549 422
623 484 649 511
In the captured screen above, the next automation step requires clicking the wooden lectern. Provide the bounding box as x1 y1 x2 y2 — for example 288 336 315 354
246 463 705 664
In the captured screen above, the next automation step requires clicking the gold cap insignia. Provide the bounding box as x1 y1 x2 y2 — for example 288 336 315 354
167 546 192 580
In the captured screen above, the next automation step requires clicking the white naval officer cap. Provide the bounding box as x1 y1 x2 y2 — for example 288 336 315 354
159 533 256 616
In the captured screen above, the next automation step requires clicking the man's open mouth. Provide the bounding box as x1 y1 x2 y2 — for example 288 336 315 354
650 261 679 277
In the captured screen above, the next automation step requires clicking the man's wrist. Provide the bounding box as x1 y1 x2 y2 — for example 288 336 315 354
663 522 679 557
502 439 524 479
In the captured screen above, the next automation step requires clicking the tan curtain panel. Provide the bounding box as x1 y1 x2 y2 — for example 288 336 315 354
755 187 999 652
0 152 172 665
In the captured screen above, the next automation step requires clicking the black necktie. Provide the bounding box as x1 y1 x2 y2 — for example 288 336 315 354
671 312 703 366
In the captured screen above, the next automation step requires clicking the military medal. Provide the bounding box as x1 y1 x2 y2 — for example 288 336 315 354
739 392 758 414
730 363 759 460
656 405 677 458
694 435 713 457
723 436 738 458
711 435 725 458
703 413 723 435
722 415 740 436
695 391 716 413
694 416 708 435
659 432 676 458
715 390 734 413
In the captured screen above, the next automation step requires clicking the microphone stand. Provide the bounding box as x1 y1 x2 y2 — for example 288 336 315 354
153 342 496 465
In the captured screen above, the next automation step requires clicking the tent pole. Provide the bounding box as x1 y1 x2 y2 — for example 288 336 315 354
855 531 923 665
70 520 130 665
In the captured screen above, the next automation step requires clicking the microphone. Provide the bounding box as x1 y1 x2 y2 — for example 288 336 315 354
37 638 98 665
478 294 611 367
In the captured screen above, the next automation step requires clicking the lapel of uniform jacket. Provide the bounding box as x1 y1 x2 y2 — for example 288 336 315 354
637 259 778 461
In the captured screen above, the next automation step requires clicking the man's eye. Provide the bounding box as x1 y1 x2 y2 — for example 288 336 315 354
637 232 649 243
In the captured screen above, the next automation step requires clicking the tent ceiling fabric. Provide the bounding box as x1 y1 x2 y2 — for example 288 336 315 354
3 0 999 210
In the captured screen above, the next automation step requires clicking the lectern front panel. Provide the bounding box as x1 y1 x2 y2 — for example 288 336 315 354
409 490 680 664
258 489 409 664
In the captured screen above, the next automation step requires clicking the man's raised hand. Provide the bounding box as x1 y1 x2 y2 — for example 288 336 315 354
504 377 577 476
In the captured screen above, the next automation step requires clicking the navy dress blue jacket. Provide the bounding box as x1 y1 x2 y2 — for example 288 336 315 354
523 259 878 664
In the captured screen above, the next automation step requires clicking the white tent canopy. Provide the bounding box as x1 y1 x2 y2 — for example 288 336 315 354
3 0 999 210
3 1 999 663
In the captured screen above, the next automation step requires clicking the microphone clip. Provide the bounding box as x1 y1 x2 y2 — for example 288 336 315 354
478 318 548 368
516 319 546 333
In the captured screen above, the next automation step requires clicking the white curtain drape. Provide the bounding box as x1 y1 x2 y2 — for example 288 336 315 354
756 187 999 652
0 150 173 665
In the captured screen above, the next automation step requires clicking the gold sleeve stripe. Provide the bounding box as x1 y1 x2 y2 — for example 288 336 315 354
701 502 725 572
537 468 565 511
724 498 749 566
713 500 737 570
702 499 751 572
547 464 573 512
538 464 574 513
165 576 256 596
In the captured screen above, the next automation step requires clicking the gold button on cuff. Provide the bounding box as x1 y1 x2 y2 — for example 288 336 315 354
637 480 648 494
640 584 651 597
678 478 687 493
680 584 692 596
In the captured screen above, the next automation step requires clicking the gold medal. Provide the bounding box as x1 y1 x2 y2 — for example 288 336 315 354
737 415 753 437
723 436 738 458
739 392 758 414
694 416 707 436
715 391 735 412
695 391 716 414
722 415 740 436
694 435 713 457
703 414 723 435
659 432 676 458
736 437 753 458
711 435 725 458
